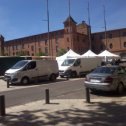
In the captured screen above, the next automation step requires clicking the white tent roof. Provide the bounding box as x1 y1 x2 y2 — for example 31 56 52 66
98 50 120 57
56 49 80 66
81 50 97 57
56 49 80 60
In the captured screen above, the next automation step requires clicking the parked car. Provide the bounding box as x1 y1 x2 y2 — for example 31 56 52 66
4 59 59 84
84 65 126 94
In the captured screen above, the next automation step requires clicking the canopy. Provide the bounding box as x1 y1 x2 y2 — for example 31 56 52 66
98 50 120 61
81 50 97 57
56 49 80 66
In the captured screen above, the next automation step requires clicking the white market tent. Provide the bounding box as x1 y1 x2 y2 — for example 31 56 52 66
56 49 80 66
81 50 98 57
98 50 120 61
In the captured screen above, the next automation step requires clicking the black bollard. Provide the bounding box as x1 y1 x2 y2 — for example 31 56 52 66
0 95 6 116
66 76 69 80
45 89 50 104
7 79 10 88
85 87 90 103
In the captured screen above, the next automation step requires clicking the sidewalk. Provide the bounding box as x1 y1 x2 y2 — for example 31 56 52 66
1 98 126 126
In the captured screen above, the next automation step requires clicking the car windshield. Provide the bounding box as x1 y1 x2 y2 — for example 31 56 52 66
92 67 117 74
61 59 75 66
11 60 29 69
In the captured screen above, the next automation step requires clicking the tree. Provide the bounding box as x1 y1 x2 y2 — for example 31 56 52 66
57 48 67 56
36 52 47 56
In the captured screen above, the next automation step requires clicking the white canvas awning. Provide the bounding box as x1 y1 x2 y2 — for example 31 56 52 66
81 50 97 57
98 50 120 61
56 49 80 66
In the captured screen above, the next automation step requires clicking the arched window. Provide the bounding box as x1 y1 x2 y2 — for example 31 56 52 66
124 42 126 47
109 43 113 49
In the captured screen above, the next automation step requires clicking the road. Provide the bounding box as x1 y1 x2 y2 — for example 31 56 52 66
0 78 124 108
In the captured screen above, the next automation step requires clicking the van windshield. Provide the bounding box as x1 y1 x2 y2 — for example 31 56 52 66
61 59 75 66
11 60 29 69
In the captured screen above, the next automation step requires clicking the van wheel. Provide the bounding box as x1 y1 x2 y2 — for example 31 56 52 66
117 83 124 95
21 77 29 84
50 74 56 81
71 71 77 78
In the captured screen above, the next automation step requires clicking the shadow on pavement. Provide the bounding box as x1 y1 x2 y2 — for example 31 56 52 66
90 90 126 97
1 101 126 126
10 77 69 87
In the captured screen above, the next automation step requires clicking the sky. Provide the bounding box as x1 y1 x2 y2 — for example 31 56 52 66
0 0 126 41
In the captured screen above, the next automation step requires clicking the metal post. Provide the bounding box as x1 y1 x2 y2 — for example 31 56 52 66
45 89 50 104
7 79 9 88
0 95 6 116
85 87 90 103
66 76 69 80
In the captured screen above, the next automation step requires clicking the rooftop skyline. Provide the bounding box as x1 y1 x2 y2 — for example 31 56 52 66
0 0 126 41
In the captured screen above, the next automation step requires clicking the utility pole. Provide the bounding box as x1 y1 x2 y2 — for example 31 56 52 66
47 0 51 56
88 1 92 50
103 5 107 49
68 0 72 49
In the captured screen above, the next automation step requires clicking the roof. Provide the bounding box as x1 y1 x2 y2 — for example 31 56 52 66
64 16 77 24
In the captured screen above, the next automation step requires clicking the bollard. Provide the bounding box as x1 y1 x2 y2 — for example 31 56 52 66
66 76 69 80
45 89 50 104
85 87 90 103
7 79 10 88
0 95 6 116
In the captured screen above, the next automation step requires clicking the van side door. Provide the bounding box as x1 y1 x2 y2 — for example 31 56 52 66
73 59 81 74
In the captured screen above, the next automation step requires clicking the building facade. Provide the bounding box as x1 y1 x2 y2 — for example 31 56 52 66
0 16 126 58
3 16 90 57
92 28 126 57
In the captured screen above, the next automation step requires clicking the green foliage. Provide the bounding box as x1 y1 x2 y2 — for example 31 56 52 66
36 52 47 56
57 48 67 56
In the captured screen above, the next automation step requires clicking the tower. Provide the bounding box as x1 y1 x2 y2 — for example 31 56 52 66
63 16 77 50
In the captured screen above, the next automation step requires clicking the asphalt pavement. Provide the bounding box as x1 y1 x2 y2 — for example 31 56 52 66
1 77 126 126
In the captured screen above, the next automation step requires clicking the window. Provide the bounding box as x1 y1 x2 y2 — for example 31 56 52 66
45 40 47 45
45 47 48 54
109 34 112 38
99 35 103 39
22 44 24 49
124 42 126 47
77 36 79 41
67 47 69 50
66 29 69 33
67 38 69 42
56 46 58 52
100 45 104 50
56 38 58 44
123 32 126 36
109 43 113 49
31 45 34 51
74 59 81 66
39 48 41 52
27 61 36 69
12 46 14 50
99 34 105 39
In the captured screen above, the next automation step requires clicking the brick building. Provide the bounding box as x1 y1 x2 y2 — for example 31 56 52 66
92 28 126 57
0 16 126 58
2 16 90 57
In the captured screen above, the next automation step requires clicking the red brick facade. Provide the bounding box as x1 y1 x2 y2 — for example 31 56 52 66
3 16 89 57
92 28 126 57
1 16 126 58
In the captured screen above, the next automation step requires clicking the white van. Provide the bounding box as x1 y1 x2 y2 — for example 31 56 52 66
59 57 102 78
4 59 59 84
